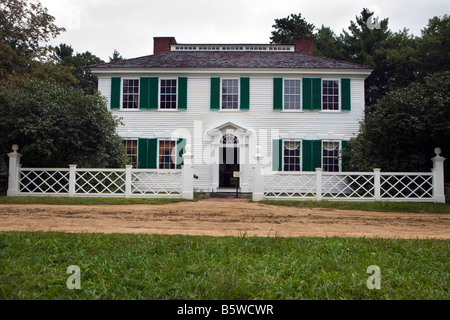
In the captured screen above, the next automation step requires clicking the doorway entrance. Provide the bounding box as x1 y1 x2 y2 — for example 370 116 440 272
219 134 239 188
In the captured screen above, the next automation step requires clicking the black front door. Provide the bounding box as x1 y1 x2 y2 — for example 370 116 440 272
219 146 239 188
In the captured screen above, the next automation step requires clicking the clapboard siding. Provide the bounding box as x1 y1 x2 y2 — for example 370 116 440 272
97 73 367 192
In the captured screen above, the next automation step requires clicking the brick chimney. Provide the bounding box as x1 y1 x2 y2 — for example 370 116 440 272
153 37 177 54
292 36 314 55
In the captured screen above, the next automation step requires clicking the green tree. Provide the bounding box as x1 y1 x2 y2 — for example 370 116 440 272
314 25 345 60
343 71 450 181
53 44 104 94
416 15 450 78
0 80 127 170
0 0 65 82
109 49 124 62
270 13 315 44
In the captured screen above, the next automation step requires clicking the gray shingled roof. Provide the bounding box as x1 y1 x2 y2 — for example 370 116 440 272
90 51 372 70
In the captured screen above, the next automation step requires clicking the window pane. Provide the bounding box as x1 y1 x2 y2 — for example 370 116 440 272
159 140 176 169
284 79 301 110
322 80 339 110
160 79 177 109
122 79 139 109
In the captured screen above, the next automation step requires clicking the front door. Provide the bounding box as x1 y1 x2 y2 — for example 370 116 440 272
219 146 239 188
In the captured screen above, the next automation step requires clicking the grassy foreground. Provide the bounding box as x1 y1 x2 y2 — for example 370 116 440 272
1 196 449 214
0 231 448 300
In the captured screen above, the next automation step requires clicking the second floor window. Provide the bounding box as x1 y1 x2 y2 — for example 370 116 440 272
160 79 177 109
284 79 301 110
322 80 339 110
222 79 239 109
122 79 139 109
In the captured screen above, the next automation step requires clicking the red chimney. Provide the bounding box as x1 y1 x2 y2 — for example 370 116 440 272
292 36 314 55
153 37 177 54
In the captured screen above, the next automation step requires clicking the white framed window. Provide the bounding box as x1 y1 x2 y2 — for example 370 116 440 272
158 140 176 169
283 141 301 171
122 139 138 167
122 79 139 109
322 80 339 111
322 141 340 172
160 79 177 109
284 79 301 110
221 79 239 109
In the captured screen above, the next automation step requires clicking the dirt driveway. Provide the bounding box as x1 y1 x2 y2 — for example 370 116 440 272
0 201 449 239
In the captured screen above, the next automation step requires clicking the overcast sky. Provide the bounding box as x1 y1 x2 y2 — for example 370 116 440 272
40 0 449 62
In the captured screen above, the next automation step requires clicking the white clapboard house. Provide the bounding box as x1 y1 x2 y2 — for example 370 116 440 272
90 36 373 193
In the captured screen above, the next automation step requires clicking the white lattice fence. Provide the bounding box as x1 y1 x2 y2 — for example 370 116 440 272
19 168 70 195
131 169 182 197
75 169 126 196
321 172 375 200
264 172 316 199
260 169 436 202
380 173 433 201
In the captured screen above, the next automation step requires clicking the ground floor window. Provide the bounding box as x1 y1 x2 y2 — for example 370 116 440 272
159 140 176 169
322 141 340 172
283 141 301 171
122 139 138 167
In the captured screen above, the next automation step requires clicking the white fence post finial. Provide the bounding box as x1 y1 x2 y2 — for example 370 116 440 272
181 144 194 200
432 147 446 203
7 145 22 197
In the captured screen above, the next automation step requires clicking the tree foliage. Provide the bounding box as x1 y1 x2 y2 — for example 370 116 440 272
0 0 66 82
53 43 104 94
0 80 127 170
109 49 124 62
343 72 450 180
270 13 315 44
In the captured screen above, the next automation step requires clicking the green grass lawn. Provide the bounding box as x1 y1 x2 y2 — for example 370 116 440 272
0 231 448 300
260 200 450 214
1 196 449 214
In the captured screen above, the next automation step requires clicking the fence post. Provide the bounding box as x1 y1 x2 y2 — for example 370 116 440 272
432 147 446 203
252 146 265 201
68 164 77 197
7 144 22 196
315 168 322 201
373 168 381 201
125 165 132 198
182 145 194 200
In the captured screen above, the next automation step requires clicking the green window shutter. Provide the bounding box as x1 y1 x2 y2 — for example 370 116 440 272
273 78 283 110
240 77 250 110
272 139 283 171
176 138 186 169
139 77 150 109
138 138 148 168
312 140 322 170
312 78 322 110
147 138 157 169
341 140 349 171
110 77 121 109
210 77 220 109
302 140 322 171
149 77 159 109
302 140 312 171
341 78 351 111
302 78 312 110
138 138 157 169
178 77 187 109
